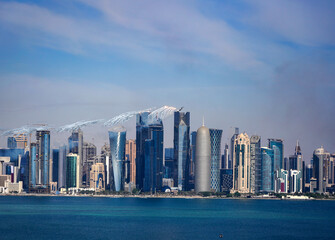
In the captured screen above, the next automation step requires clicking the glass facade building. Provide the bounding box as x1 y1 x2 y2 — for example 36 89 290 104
52 149 59 183
261 147 274 192
173 112 190 191
29 143 37 188
109 128 126 192
209 129 222 192
250 135 261 193
68 129 83 187
268 139 284 172
66 154 78 189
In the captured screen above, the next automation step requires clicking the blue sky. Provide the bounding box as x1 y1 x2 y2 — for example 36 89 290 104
0 0 335 159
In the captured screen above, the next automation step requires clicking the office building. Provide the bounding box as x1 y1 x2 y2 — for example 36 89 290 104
195 123 211 193
230 128 239 170
173 111 190 191
313 147 326 193
90 163 105 192
126 139 136 185
7 137 17 149
109 127 126 192
164 148 174 179
250 135 261 193
66 153 80 189
290 169 302 193
52 149 59 183
275 169 288 193
68 129 83 187
220 169 233 192
232 133 251 193
268 139 284 172
222 143 229 169
83 142 97 187
261 147 274 192
209 129 222 192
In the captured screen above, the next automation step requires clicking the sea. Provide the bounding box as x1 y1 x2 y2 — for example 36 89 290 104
0 196 334 240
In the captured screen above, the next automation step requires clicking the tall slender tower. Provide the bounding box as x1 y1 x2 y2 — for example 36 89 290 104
209 129 222 192
232 133 251 193
313 147 326 193
173 111 190 191
250 135 261 193
109 126 126 192
195 123 211 193
126 140 136 185
68 129 83 187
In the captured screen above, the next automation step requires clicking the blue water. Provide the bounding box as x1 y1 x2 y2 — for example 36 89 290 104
0 196 334 240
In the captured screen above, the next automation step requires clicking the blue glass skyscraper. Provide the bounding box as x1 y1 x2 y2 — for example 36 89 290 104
52 149 59 183
109 127 126 192
261 147 274 192
29 143 37 189
268 139 284 172
173 111 190 191
209 129 222 192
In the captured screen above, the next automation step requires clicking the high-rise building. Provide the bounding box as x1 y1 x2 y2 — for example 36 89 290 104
126 140 136 185
195 124 211 193
250 135 261 193
260 147 274 192
66 153 80 189
68 129 83 187
173 111 190 191
58 145 67 189
289 141 303 172
275 169 288 193
232 133 251 193
268 139 284 172
143 121 164 193
164 148 174 178
222 144 229 169
230 128 239 170
189 131 197 189
109 127 126 192
290 170 302 193
83 142 97 187
209 129 222 192
220 169 233 192
29 130 50 192
52 149 59 183
313 147 326 193
90 163 105 192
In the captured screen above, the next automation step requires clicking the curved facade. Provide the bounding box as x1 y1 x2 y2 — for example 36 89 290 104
209 129 222 192
109 128 126 192
313 147 325 193
261 147 274 192
195 125 211 193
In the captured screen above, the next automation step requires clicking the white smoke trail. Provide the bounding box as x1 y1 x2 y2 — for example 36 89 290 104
57 119 105 132
104 108 153 127
1 125 50 136
147 105 178 124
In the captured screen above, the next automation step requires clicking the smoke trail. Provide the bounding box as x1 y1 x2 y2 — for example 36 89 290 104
147 105 178 124
57 119 105 132
104 108 153 127
1 125 49 136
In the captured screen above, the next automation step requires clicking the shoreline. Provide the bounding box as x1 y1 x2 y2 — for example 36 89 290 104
1 193 334 200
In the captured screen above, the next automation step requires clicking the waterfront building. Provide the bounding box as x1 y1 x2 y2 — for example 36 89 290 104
126 139 136 185
268 139 284 172
68 129 83 187
195 123 211 193
222 143 229 169
232 133 251 193
83 142 97 187
189 131 197 189
90 163 105 192
66 153 80 189
261 147 274 192
250 135 261 193
290 170 302 193
209 129 222 192
109 127 126 192
164 148 174 178
173 111 190 191
52 149 59 183
230 128 239 170
58 145 67 188
275 169 288 193
220 169 233 192
143 121 164 193
313 147 326 193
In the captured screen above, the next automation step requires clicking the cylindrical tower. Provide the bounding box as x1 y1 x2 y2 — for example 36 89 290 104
195 125 211 193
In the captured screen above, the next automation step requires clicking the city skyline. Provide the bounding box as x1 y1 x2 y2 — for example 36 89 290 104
0 0 335 160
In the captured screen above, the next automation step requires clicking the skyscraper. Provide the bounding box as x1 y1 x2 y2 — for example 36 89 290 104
195 124 211 193
68 129 83 187
230 128 239 170
109 127 126 192
29 130 51 193
83 142 97 187
90 163 105 192
126 139 136 185
189 131 197 188
209 129 222 192
268 139 284 172
173 111 190 191
66 153 80 189
313 147 326 193
52 149 59 183
261 147 274 192
222 143 229 169
250 135 261 193
164 148 174 178
143 121 164 193
232 133 251 193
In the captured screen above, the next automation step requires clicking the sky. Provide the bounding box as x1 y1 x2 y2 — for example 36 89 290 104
0 0 334 161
